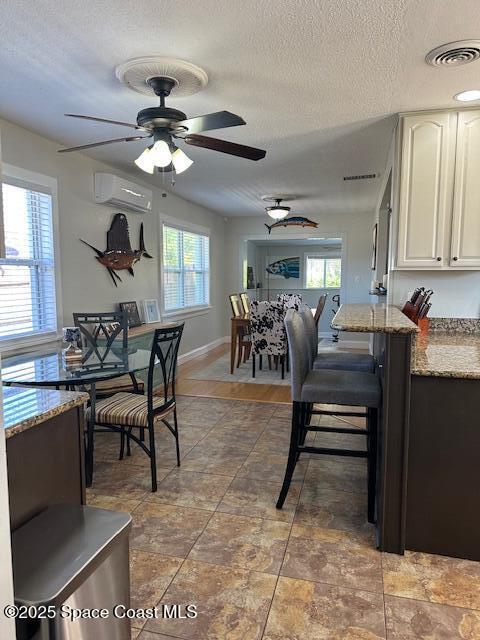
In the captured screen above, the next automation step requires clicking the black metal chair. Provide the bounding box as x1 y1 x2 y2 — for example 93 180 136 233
86 323 184 492
73 311 144 396
276 309 380 523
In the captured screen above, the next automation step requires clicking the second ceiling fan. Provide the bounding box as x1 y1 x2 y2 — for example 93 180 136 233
59 75 266 175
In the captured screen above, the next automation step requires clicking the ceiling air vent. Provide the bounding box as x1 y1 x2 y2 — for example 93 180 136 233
343 174 377 181
425 40 480 67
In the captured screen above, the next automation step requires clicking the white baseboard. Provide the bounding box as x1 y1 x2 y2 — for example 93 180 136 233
178 336 229 365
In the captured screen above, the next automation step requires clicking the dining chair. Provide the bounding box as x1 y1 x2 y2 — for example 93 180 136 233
73 311 144 397
250 301 287 378
87 323 184 492
229 293 243 317
276 309 380 523
277 292 303 311
230 293 251 367
313 293 328 327
240 292 250 314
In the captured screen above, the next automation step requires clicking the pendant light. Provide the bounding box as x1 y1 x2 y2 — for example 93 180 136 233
265 198 290 220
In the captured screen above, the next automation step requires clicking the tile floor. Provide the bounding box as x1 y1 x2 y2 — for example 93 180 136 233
87 396 480 640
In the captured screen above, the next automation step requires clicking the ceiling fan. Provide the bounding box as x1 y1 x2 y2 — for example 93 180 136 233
58 76 266 174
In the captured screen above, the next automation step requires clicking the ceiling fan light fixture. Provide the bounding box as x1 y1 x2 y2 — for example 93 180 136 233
454 89 480 102
134 146 155 173
171 148 193 174
150 139 172 167
266 203 290 220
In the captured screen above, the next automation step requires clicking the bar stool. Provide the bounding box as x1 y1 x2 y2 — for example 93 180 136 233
299 304 375 372
276 309 381 523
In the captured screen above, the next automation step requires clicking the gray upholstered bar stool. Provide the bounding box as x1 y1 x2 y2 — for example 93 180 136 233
276 309 381 523
299 304 375 372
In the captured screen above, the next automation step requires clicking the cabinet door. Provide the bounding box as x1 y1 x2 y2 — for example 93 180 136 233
450 110 480 267
396 113 456 268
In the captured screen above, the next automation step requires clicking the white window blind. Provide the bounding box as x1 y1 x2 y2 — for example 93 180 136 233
305 256 342 289
162 224 210 312
0 181 57 343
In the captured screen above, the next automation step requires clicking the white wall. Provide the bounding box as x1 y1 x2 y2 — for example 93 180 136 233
225 211 375 342
389 270 480 318
0 118 226 355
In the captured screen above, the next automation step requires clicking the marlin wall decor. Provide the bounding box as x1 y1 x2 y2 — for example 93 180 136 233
80 213 153 286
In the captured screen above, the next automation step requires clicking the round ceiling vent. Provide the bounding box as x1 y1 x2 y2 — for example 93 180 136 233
425 40 480 67
115 57 208 97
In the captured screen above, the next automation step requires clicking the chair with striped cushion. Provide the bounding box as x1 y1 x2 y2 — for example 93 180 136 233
87 323 184 492
73 311 144 397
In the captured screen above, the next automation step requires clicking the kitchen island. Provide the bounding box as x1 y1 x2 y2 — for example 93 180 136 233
332 304 480 561
3 386 88 530
407 324 480 560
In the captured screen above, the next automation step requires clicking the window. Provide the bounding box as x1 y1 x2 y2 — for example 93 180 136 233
162 224 210 313
305 255 341 289
0 179 58 344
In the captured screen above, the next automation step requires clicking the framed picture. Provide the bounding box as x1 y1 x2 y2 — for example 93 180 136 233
143 299 161 324
371 223 378 271
265 256 300 279
119 301 142 328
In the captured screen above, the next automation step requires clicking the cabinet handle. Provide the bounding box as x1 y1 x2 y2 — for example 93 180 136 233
436 257 442 261
453 256 458 261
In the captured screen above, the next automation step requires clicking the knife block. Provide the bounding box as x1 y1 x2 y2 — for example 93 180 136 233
418 317 430 333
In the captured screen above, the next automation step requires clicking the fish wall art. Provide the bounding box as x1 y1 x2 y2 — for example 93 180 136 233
266 256 300 279
265 216 318 234
80 213 153 286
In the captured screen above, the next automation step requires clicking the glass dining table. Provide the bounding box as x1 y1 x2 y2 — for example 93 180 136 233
2 345 152 486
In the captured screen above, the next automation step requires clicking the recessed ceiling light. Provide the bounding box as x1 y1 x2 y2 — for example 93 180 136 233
454 89 480 102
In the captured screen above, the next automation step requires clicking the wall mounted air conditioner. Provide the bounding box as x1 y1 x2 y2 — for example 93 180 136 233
94 173 153 213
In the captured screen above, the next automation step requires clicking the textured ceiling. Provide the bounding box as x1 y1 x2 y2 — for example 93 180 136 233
1 0 480 216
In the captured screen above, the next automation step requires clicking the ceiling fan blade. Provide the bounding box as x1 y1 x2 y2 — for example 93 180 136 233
65 114 146 130
175 111 245 134
184 134 266 161
58 135 150 153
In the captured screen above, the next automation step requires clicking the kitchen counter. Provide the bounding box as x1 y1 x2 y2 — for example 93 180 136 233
412 331 480 379
331 303 418 334
2 386 88 439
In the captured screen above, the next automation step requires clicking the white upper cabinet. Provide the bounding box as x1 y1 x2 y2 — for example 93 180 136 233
450 110 480 267
396 112 456 268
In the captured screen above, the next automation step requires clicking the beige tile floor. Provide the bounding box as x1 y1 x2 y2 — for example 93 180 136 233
87 396 480 640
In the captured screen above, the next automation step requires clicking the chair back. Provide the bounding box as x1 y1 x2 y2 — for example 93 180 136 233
299 304 318 365
277 292 302 311
239 292 250 314
250 301 286 356
314 293 328 327
147 323 184 416
229 294 243 317
284 309 311 401
73 311 128 357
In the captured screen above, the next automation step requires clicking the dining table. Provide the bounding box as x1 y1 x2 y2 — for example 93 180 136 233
1 345 152 486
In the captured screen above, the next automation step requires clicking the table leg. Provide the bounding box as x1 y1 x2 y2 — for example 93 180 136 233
85 382 96 487
230 319 237 375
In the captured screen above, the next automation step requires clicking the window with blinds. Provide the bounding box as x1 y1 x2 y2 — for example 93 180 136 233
162 224 210 312
305 256 342 289
0 181 58 343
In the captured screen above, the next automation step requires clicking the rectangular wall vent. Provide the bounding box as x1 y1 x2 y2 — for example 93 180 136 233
343 173 377 181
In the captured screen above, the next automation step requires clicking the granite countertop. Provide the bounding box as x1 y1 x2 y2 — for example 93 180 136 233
2 386 88 439
331 303 419 334
412 331 480 379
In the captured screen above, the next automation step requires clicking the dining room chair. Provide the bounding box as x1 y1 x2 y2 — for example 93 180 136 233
313 293 328 327
240 292 250 314
250 300 287 379
229 293 243 317
230 293 251 366
86 323 184 492
73 311 144 397
277 292 303 311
